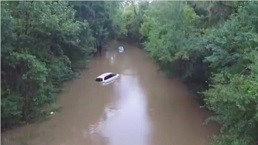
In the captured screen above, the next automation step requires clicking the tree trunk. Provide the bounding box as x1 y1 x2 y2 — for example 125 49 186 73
22 79 30 122
96 40 102 56
23 93 29 121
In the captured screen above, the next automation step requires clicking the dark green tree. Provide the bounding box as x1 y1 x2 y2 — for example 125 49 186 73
1 1 94 128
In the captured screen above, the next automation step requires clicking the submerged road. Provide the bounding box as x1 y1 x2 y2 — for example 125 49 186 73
2 41 219 145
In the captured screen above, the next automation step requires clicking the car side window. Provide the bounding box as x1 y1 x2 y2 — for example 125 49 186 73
104 74 112 80
96 78 103 82
104 74 117 80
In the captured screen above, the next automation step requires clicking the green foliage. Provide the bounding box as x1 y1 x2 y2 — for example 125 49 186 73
141 1 207 83
1 1 122 129
120 1 149 43
202 2 258 144
106 1 127 38
70 1 123 46
1 1 108 129
1 93 23 127
204 61 258 145
138 1 258 144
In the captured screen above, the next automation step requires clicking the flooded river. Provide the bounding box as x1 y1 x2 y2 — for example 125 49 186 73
2 41 219 145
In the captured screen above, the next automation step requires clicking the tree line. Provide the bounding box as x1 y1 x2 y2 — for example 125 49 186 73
1 1 123 129
124 1 257 145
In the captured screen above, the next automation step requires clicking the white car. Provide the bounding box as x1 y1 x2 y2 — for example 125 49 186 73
118 46 124 53
96 72 119 84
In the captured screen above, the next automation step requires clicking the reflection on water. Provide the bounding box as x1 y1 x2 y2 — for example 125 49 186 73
105 50 117 65
96 75 151 145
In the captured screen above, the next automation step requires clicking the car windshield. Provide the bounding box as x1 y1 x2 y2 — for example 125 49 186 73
95 78 102 82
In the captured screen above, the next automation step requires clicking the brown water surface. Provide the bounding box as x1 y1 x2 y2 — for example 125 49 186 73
1 41 219 145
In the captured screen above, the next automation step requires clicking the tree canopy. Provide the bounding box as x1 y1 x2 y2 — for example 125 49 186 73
1 1 123 129
138 1 258 145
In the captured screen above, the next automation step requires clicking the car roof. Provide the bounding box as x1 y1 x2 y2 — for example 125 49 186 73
97 72 113 79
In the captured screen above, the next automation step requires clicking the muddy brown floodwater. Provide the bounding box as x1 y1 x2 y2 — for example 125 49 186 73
2 41 219 145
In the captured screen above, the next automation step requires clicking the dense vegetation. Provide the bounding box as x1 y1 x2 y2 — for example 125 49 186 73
1 1 123 129
132 1 258 145
1 1 257 145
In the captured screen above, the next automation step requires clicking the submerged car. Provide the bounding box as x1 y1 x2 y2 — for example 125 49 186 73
95 72 119 84
118 46 124 53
